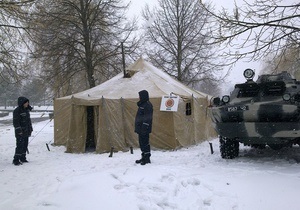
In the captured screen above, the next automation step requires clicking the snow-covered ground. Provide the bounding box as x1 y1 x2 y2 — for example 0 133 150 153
1 112 300 210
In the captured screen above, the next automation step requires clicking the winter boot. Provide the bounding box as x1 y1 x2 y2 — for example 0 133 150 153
20 154 28 163
12 160 22 166
135 153 144 164
140 154 151 165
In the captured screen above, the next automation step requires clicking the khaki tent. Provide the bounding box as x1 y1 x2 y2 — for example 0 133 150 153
54 58 216 153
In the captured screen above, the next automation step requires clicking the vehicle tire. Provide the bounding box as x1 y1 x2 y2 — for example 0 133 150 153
234 141 240 157
220 136 239 159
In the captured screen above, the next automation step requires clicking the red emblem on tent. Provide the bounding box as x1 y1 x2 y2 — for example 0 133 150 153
165 99 174 108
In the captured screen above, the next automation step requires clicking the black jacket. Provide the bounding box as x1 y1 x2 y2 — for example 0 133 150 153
13 97 33 138
135 90 153 135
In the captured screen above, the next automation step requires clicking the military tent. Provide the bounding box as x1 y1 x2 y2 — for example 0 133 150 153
53 58 216 153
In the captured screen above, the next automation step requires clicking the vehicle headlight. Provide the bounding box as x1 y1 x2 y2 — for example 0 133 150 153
282 93 291 101
243 68 255 80
222 95 230 103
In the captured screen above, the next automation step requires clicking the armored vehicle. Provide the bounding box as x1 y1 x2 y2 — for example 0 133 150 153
209 69 300 159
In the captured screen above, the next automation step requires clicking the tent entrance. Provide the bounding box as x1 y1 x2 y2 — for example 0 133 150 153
86 106 96 152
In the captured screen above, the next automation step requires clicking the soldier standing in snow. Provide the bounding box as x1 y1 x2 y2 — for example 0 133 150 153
12 96 33 166
135 90 153 165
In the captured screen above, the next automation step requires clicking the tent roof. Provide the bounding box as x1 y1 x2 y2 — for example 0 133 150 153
58 58 209 100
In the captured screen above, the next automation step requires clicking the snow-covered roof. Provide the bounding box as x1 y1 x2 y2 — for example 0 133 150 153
59 57 208 100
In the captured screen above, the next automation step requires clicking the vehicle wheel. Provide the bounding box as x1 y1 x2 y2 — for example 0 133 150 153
268 144 283 150
219 136 239 159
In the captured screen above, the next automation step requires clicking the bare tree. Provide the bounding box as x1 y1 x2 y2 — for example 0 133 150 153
28 0 139 97
262 46 300 76
0 0 35 84
200 0 300 63
142 0 224 94
0 69 22 107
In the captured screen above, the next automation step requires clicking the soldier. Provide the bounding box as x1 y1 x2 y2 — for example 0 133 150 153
12 96 33 165
134 90 153 165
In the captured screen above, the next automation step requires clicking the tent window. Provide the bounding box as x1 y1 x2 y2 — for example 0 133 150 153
186 102 192 115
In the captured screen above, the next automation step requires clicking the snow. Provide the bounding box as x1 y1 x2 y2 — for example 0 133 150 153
59 58 209 100
1 112 300 210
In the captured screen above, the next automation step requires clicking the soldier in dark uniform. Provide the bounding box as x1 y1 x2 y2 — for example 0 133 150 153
12 96 33 166
135 90 153 165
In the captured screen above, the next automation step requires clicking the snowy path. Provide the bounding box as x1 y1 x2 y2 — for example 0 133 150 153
1 117 300 210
